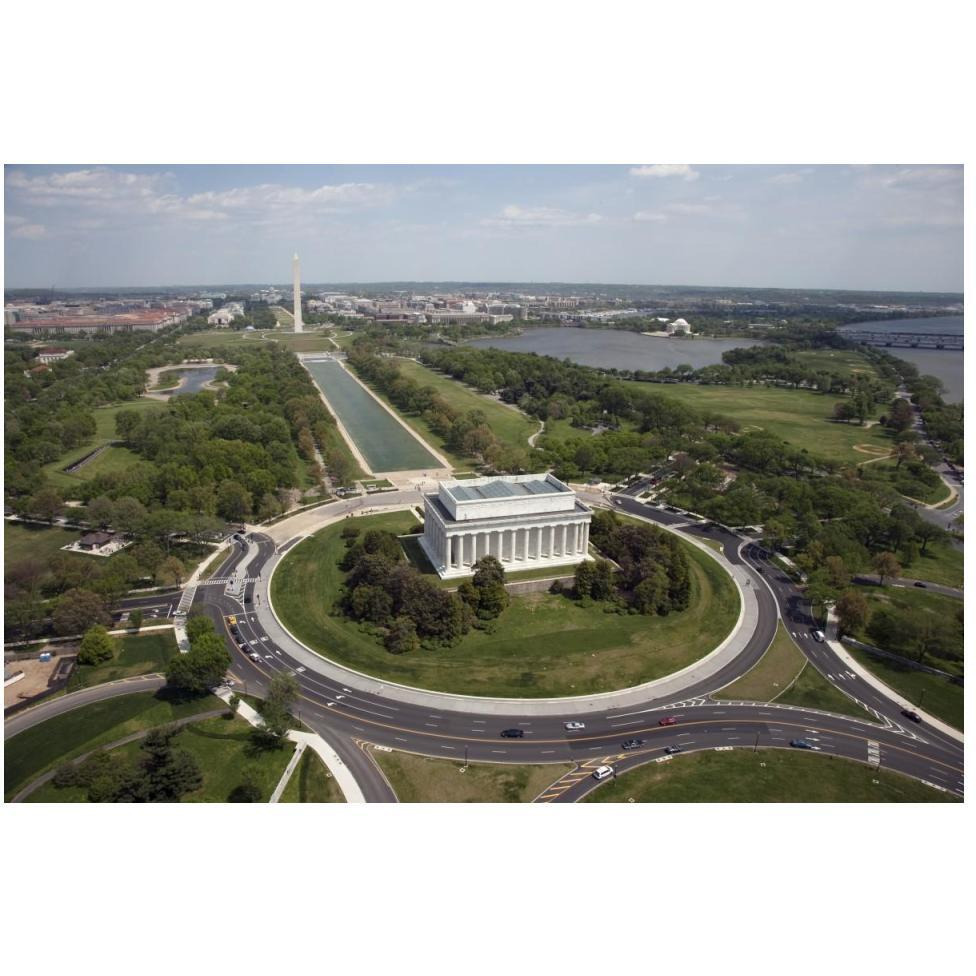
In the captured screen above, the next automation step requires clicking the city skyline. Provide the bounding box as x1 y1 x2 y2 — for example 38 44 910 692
4 164 964 293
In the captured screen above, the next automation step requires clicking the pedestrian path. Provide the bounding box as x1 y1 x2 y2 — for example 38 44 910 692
213 687 364 802
176 585 197 615
269 740 307 802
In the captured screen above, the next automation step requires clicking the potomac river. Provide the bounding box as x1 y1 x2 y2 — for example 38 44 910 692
468 327 762 372
839 315 964 403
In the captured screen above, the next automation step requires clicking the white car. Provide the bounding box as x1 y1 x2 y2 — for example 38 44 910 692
592 765 614 781
248 652 261 662
812 629 826 642
564 721 586 731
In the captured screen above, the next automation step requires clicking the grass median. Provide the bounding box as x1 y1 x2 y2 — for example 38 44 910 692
584 748 956 803
280 749 345 802
271 511 740 698
67 630 179 692
372 749 572 802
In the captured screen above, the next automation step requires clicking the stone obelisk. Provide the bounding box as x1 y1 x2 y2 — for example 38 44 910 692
292 252 304 332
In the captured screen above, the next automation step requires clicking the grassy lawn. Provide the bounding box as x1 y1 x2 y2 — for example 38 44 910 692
5 521 82 564
584 748 956 802
776 661 879 719
4 690 221 800
849 584 963 671
373 750 573 802
67 630 179 692
271 511 739 698
716 622 805 702
26 716 298 803
41 398 167 492
393 359 539 461
792 348 879 379
847 647 963 730
177 329 339 353
904 543 963 589
271 306 294 326
280 748 345 802
618 381 893 465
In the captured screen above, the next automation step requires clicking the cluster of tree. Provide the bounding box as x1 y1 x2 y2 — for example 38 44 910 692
835 587 962 666
250 672 300 750
337 526 472 650
4 321 205 497
580 510 691 615
346 348 528 472
77 624 115 665
165 615 231 694
51 724 203 802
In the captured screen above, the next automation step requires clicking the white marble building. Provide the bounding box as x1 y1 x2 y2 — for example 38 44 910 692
420 473 592 579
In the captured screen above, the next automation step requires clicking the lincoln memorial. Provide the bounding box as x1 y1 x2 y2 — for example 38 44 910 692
420 473 592 579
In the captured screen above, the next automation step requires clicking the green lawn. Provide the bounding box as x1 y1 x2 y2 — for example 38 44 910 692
177 329 338 352
776 661 879 719
904 543 963 589
393 359 539 462
849 584 963 672
716 622 806 702
584 748 956 802
4 690 221 800
27 716 298 803
618 381 894 465
67 630 179 692
859 458 952 505
373 750 572 802
4 521 82 564
270 511 740 698
280 748 345 802
792 348 880 380
271 306 294 326
847 647 963 731
41 398 167 492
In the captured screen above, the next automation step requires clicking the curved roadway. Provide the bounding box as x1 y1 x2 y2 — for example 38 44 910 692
188 492 963 802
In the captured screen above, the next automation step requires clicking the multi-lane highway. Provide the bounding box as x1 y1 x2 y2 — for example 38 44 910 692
186 492 963 802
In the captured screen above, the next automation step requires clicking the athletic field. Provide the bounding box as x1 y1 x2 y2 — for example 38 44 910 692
304 359 441 472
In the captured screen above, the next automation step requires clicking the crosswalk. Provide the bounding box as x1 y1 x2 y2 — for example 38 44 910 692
198 577 260 586
176 585 196 615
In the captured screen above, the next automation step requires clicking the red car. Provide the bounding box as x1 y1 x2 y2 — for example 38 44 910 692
658 716 678 726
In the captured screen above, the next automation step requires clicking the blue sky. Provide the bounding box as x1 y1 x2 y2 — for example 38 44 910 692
3 164 964 291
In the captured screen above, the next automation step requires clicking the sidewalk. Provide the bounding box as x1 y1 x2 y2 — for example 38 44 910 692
213 688 364 801
824 608 963 743
253 500 763 717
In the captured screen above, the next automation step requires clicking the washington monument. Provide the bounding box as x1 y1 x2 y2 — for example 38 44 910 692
292 252 304 332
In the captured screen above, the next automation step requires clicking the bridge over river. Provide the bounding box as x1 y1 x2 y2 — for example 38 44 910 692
844 330 963 350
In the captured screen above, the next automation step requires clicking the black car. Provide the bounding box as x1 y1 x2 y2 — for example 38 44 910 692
665 745 683 755
621 738 646 750
913 581 927 588
901 709 923 724
500 728 524 738
790 739 815 749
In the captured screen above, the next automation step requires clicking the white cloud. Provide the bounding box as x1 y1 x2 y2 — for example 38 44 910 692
10 222 46 240
767 169 812 185
482 204 603 228
629 164 700 182
633 210 668 222
5 168 397 229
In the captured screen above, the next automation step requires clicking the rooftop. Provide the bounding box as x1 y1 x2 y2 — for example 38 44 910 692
444 476 568 503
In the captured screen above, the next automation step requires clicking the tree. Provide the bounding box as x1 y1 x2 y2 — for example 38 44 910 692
824 555 850 590
385 615 420 654
52 588 112 636
915 520 948 554
835 589 869 637
574 559 595 598
77 624 115 665
259 672 300 740
156 556 186 586
893 441 917 469
228 767 263 802
589 559 616 601
87 495 116 530
165 632 230 694
873 551 902 587
28 486 64 523
217 480 253 522
472 555 509 619
185 614 215 642
135 726 203 801
832 401 857 424
112 496 147 535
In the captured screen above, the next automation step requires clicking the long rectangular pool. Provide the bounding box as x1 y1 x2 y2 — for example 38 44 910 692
304 359 441 472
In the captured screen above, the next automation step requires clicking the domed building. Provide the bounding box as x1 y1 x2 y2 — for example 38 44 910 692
666 318 692 335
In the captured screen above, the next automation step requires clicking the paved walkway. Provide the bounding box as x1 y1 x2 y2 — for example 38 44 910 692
213 688 363 802
254 499 762 717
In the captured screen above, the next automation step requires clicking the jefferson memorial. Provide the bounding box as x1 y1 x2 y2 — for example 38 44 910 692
420 473 592 579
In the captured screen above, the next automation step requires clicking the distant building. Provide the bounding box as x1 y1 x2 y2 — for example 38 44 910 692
36 347 75 363
78 531 114 551
667 318 692 335
421 473 592 579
